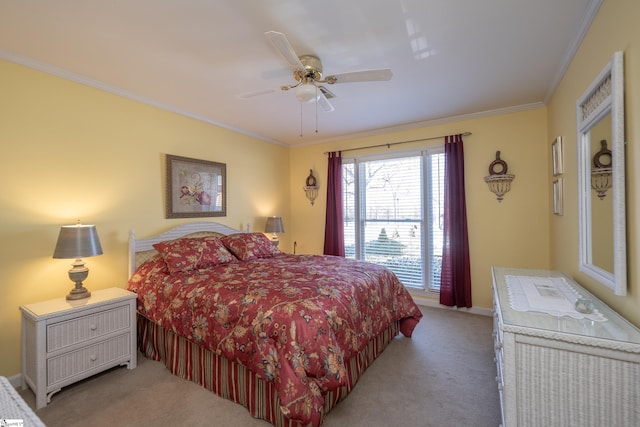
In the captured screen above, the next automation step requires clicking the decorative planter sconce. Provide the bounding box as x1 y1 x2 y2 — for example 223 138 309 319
303 169 319 205
484 151 515 202
591 139 612 200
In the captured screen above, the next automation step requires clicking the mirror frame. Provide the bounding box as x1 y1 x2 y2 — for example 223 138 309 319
576 51 626 295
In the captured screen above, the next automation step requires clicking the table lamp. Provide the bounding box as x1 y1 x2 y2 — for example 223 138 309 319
53 222 103 300
264 216 284 246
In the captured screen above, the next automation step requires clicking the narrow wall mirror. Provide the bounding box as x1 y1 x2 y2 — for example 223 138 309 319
576 51 626 295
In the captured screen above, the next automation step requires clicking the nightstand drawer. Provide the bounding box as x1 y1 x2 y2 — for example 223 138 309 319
47 333 131 386
47 305 131 352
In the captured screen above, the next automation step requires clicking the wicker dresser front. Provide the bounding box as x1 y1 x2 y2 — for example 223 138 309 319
492 267 640 427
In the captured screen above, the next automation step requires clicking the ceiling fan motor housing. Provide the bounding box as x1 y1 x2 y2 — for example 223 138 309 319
295 55 323 82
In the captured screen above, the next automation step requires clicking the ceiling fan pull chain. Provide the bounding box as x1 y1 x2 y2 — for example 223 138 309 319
315 86 319 133
300 103 303 138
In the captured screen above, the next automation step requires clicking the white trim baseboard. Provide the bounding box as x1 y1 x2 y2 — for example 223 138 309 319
6 374 22 389
411 293 492 317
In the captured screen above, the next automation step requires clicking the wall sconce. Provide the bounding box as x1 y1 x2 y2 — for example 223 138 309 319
303 169 319 205
264 216 284 246
484 151 515 202
53 221 103 300
591 139 612 200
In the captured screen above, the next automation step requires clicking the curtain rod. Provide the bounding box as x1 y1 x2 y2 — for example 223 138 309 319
324 132 472 155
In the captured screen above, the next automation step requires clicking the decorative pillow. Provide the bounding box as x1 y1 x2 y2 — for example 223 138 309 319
128 254 169 293
153 236 237 274
221 232 282 261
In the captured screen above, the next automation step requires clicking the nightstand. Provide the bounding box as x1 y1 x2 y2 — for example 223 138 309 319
20 288 137 409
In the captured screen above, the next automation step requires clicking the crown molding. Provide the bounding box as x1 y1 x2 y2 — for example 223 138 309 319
0 48 284 146
1 48 548 149
543 0 603 103
294 102 546 148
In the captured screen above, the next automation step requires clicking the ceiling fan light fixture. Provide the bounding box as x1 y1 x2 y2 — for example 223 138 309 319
295 83 320 103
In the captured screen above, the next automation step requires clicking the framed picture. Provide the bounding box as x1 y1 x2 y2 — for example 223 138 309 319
553 178 563 216
165 154 226 218
552 136 563 176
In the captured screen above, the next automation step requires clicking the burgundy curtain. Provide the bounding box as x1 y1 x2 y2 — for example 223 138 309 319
440 134 472 307
323 151 345 256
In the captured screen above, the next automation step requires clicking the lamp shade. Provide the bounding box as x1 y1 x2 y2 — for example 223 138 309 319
265 216 284 234
53 224 103 259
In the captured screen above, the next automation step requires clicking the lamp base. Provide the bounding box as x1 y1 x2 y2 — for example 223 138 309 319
66 259 91 300
67 286 91 300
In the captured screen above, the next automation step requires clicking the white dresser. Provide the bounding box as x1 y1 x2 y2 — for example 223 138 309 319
492 267 640 427
20 288 137 409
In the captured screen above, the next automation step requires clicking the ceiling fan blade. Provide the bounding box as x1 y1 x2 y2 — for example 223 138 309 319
325 68 393 84
237 88 276 99
264 31 305 70
318 92 335 112
318 85 336 99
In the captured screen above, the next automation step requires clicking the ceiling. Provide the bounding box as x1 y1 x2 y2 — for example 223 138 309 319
0 0 600 146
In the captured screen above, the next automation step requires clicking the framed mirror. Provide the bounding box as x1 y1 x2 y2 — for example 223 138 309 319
576 51 626 295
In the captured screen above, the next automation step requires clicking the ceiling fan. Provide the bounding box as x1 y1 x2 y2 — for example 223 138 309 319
262 31 393 112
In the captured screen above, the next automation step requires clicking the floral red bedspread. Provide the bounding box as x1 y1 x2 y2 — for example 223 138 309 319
128 253 422 426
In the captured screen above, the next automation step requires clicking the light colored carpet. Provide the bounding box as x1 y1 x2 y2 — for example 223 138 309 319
20 306 501 426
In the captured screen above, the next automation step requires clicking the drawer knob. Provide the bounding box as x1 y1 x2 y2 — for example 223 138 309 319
90 355 97 362
90 324 97 331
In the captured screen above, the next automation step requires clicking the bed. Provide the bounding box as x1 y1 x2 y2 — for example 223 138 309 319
127 222 422 426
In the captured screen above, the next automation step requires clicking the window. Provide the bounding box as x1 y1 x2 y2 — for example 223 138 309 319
343 147 444 292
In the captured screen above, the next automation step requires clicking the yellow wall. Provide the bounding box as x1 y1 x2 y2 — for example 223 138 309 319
3 0 639 379
547 0 640 325
289 108 551 309
0 60 291 376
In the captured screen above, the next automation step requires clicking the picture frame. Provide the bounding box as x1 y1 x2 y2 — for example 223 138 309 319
552 136 564 176
553 178 563 216
165 154 226 218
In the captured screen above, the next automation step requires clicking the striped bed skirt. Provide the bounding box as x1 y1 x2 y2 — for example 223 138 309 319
137 314 400 426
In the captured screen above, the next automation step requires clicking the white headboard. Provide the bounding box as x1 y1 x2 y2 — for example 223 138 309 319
128 222 241 277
